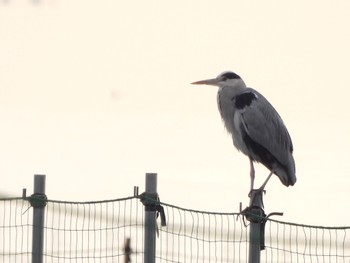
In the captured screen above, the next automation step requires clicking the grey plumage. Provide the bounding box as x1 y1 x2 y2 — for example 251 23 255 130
192 71 296 189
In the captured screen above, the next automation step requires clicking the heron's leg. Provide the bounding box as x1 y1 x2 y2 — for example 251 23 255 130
258 171 274 191
249 158 255 191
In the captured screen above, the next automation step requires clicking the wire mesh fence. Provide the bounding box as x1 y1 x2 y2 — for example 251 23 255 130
1 198 32 263
158 203 248 263
1 195 350 263
44 197 144 263
264 219 350 263
160 202 350 263
1 197 144 263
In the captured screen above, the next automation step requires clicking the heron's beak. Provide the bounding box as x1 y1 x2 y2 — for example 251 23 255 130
191 78 219 86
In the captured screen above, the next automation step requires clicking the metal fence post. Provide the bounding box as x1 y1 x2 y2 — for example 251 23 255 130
31 174 47 263
144 173 157 263
246 190 266 263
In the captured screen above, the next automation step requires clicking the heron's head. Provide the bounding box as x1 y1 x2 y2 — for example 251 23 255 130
191 71 243 87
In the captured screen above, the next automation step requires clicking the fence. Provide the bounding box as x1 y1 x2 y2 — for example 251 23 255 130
1 174 350 263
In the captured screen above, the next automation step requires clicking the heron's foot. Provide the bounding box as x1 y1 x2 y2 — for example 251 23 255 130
248 187 266 198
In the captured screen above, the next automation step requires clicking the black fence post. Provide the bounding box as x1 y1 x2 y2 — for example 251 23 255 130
143 173 157 263
31 174 47 263
245 190 266 263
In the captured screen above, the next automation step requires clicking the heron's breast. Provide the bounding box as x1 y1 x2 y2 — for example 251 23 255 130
217 96 248 153
217 97 235 132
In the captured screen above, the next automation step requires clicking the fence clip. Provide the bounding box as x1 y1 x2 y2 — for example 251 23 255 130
241 205 266 224
29 193 48 208
139 192 166 227
241 205 267 250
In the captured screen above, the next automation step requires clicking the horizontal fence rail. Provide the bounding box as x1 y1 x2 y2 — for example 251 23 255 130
1 195 350 263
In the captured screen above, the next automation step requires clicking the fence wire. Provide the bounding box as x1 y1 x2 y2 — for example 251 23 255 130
1 198 32 263
1 196 350 263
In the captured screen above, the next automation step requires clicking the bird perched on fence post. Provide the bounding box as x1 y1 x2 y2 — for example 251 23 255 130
191 71 296 193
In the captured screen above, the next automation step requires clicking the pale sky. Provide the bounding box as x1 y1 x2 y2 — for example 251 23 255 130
1 0 350 226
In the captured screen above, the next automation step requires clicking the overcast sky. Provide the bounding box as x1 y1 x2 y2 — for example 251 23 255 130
1 0 350 226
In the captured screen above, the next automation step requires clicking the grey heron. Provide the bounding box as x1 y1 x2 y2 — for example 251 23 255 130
192 71 296 192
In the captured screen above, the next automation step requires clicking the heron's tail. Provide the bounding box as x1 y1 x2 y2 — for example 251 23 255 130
275 156 296 186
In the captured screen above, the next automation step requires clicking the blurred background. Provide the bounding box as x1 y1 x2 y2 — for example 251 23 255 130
0 0 350 226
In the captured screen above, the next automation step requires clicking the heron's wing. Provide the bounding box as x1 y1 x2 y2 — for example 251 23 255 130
236 89 293 165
